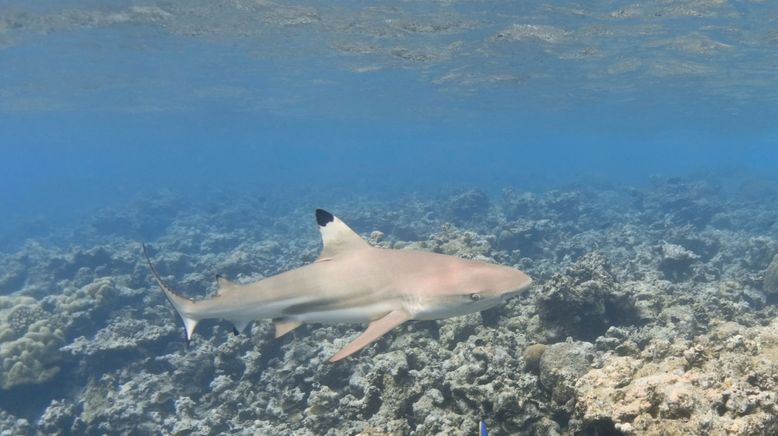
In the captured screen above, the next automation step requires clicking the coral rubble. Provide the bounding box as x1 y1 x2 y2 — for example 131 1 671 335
0 178 776 435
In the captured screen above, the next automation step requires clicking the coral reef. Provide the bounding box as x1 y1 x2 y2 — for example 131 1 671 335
575 319 778 435
0 296 64 389
0 177 777 435
635 178 723 228
62 317 178 359
765 254 778 296
495 218 553 257
539 340 598 415
535 253 637 342
658 242 700 281
446 189 490 223
394 223 493 261
0 409 31 436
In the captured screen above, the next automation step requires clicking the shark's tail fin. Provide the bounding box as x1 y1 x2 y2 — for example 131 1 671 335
142 244 200 343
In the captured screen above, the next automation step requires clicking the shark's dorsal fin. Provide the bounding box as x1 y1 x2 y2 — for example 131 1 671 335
315 209 370 261
216 275 239 296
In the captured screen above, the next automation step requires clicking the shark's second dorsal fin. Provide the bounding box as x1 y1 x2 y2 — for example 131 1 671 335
315 209 370 261
216 275 239 296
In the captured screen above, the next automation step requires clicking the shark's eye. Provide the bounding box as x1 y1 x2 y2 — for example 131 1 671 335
470 293 482 301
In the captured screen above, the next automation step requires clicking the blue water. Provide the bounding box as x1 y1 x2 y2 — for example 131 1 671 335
1 1 777 239
3 3 778 434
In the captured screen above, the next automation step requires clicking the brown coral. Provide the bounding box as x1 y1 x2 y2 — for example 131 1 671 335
574 320 778 435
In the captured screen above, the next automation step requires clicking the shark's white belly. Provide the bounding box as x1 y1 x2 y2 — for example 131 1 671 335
287 301 398 324
415 298 504 320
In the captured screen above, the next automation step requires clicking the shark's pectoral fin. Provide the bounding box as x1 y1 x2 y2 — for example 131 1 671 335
274 319 303 338
329 310 410 363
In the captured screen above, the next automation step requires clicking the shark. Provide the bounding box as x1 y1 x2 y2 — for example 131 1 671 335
143 209 532 362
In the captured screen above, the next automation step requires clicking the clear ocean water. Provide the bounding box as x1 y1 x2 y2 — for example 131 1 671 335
2 1 776 244
1 2 778 435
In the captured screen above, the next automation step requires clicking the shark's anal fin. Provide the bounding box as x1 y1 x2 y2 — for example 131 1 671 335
274 319 303 338
329 310 410 363
315 209 370 262
232 320 250 335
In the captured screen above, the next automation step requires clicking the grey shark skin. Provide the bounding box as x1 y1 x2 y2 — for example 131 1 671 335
143 209 532 362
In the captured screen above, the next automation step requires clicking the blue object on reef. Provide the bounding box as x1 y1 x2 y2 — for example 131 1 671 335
479 420 488 436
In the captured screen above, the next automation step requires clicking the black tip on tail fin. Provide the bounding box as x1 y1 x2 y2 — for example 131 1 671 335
316 209 334 227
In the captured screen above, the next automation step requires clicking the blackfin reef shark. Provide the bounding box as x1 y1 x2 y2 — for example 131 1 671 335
143 209 532 362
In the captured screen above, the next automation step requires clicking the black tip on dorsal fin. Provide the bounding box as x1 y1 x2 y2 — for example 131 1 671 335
232 327 240 336
314 209 369 261
316 209 334 227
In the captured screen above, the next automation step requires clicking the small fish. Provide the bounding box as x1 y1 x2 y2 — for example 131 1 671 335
480 420 488 436
144 209 532 361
